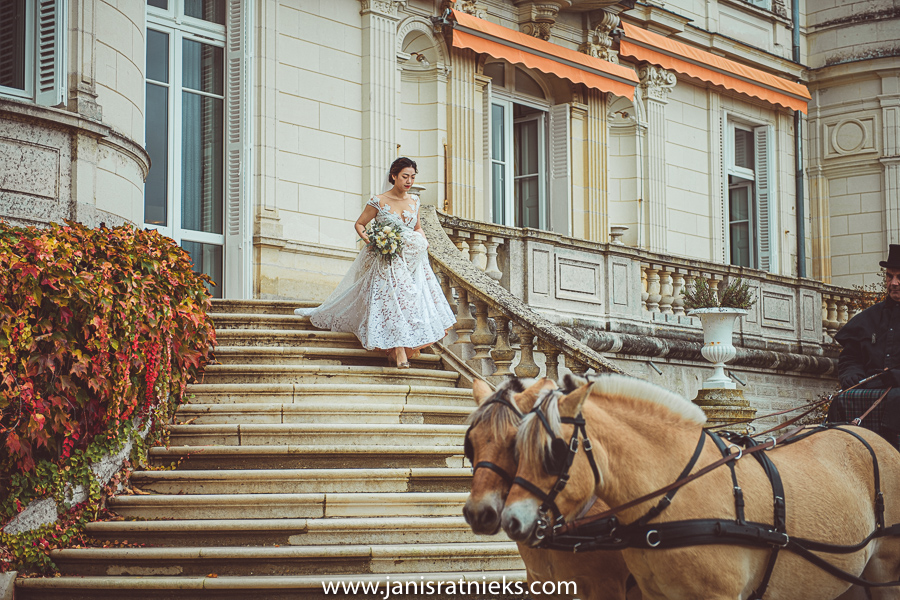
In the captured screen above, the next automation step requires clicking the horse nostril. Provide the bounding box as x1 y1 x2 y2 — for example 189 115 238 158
462 505 472 524
482 506 497 525
508 516 522 535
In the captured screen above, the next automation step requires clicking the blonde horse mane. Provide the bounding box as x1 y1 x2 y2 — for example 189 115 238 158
586 374 707 425
466 377 532 440
515 389 564 474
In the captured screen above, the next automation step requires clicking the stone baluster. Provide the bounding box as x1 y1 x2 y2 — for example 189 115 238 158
514 325 541 378
837 297 850 328
565 354 589 377
454 287 476 345
469 234 487 271
641 264 649 312
825 295 839 338
470 298 494 362
538 339 561 382
437 269 457 313
646 267 661 313
451 230 471 261
672 270 686 316
821 297 829 341
483 237 504 281
490 312 516 377
658 269 674 314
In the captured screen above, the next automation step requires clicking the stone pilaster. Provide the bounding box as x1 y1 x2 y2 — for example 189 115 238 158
360 0 403 198
579 10 619 64
882 93 900 245
808 166 831 282
68 0 102 120
639 64 676 254
448 48 478 220
585 87 606 242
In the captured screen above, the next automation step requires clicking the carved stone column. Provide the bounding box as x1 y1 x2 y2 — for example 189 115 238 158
360 0 403 199
639 65 676 254
449 47 478 220
579 10 619 63
585 87 607 242
808 166 832 282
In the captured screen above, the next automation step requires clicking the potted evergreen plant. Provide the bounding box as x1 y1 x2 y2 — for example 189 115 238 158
685 277 756 389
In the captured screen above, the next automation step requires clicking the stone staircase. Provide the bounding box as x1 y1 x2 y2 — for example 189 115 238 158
17 300 525 599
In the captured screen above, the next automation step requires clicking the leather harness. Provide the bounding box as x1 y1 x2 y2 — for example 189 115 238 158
511 399 900 598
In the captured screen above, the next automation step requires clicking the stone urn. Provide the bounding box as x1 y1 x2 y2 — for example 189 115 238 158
689 307 748 389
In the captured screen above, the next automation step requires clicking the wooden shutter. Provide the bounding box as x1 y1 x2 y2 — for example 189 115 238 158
548 103 571 235
223 0 251 298
754 125 772 272
34 0 65 107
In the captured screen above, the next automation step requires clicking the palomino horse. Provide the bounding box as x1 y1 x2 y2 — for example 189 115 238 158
463 377 639 600
501 374 900 600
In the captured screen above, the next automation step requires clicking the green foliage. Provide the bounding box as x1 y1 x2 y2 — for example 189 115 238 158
848 270 887 313
684 277 757 310
0 221 215 572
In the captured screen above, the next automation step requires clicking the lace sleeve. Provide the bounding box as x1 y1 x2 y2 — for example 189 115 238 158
366 196 381 210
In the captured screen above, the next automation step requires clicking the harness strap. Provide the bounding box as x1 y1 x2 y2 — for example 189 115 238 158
634 430 707 527
709 432 747 525
472 461 514 485
824 425 885 531
851 387 893 427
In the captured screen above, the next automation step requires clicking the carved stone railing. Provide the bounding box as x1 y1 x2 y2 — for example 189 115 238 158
432 211 866 378
420 206 626 381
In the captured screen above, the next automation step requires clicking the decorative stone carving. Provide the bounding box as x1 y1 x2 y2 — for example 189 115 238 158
771 0 787 18
518 2 561 40
638 65 677 102
579 10 620 63
441 0 485 18
359 0 404 17
823 117 877 158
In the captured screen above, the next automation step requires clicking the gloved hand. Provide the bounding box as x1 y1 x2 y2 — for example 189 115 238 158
883 368 900 387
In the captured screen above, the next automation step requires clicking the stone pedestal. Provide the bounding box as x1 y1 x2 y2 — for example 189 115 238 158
693 388 756 433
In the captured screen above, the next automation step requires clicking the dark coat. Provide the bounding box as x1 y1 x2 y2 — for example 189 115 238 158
834 297 900 389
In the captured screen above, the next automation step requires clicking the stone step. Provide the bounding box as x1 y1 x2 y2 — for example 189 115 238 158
49 542 523 577
200 365 459 386
183 383 475 408
211 312 315 331
176 402 471 425
166 423 466 447
149 444 466 470
212 346 443 368
209 299 318 315
16 570 529 600
86 516 484 547
213 329 363 349
129 467 471 494
108 492 469 520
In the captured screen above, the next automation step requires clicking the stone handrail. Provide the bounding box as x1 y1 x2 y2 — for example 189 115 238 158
420 205 626 380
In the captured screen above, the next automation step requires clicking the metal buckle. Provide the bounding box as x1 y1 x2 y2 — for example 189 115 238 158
726 444 743 460
764 436 777 450
646 529 661 547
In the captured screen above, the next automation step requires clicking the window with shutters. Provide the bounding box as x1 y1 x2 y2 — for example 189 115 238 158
484 61 570 233
726 119 773 271
145 0 250 299
0 0 66 106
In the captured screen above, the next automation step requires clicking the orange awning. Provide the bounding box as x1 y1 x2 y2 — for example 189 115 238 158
620 23 809 113
450 10 638 100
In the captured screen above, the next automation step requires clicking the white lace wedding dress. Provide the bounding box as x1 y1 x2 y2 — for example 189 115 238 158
295 195 456 351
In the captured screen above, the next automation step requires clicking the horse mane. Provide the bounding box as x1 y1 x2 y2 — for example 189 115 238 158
466 377 530 439
515 389 564 471
587 374 707 425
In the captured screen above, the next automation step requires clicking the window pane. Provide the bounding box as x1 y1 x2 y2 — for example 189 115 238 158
730 222 751 267
483 62 504 85
515 68 544 99
182 240 223 298
182 39 223 95
184 0 226 25
492 163 505 225
491 103 505 162
147 30 168 84
514 120 539 176
145 83 169 225
734 128 754 170
0 0 27 91
729 186 750 222
181 92 223 234
147 0 167 9
516 176 540 229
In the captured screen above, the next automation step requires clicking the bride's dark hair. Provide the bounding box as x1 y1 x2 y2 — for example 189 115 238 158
388 157 418 184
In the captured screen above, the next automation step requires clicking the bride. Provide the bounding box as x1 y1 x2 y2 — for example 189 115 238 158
295 157 456 368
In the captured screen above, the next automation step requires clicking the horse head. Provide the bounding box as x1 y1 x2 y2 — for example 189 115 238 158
462 376 558 535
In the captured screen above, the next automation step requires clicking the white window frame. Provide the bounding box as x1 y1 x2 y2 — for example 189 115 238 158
0 0 66 106
145 0 253 299
724 115 776 273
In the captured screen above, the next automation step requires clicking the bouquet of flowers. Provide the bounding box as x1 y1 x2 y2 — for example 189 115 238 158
365 221 404 261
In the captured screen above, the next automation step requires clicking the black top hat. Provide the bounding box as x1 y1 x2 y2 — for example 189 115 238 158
880 244 900 269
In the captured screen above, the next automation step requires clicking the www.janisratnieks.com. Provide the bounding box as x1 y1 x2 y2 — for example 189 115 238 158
322 576 577 598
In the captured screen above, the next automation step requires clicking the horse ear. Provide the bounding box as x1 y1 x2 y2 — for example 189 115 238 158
562 373 587 393
472 379 493 406
557 383 592 417
513 377 558 413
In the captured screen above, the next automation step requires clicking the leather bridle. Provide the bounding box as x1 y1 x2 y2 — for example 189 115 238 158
463 396 520 486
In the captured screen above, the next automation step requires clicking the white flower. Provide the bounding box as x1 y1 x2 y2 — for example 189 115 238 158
382 226 391 234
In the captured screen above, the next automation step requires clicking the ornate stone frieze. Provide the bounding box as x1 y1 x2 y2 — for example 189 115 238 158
359 0 404 18
441 0 485 18
771 0 788 18
579 10 620 63
638 64 676 102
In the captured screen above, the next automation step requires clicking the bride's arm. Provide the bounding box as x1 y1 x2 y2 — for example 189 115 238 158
355 205 378 243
